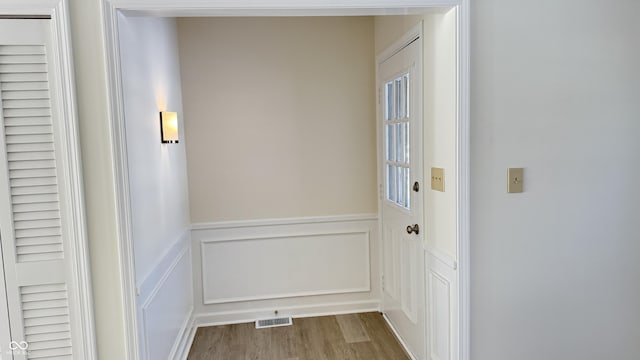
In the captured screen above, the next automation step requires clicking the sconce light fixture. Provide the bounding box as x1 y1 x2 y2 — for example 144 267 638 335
160 111 179 143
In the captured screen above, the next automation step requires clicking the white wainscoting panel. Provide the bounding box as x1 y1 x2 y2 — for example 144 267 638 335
191 214 380 325
427 249 458 360
137 230 194 360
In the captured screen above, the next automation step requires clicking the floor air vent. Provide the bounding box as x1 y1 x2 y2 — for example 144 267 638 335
256 316 293 329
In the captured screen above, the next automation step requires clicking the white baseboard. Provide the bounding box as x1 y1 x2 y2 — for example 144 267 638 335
172 310 197 360
383 313 418 360
195 300 380 328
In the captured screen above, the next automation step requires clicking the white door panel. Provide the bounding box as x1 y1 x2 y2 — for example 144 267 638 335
379 36 425 360
0 19 91 360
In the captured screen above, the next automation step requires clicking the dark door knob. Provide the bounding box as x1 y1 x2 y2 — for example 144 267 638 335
406 224 420 235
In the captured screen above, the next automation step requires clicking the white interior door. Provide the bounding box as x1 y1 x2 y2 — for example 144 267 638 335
379 37 425 359
0 19 92 359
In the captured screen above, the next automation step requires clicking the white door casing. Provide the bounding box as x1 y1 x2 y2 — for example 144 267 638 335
0 16 95 360
378 27 425 360
102 2 471 360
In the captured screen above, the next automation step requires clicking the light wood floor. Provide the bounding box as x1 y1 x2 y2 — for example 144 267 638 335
187 312 410 360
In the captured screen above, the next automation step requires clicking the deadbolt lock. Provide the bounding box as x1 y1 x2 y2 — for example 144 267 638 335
413 181 419 192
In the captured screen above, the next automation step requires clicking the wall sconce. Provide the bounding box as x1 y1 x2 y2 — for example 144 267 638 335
160 111 179 143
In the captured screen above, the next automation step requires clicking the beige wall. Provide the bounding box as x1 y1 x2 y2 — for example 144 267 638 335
374 10 458 259
177 17 377 223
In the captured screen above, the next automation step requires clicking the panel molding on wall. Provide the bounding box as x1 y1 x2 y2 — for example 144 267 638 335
136 230 193 360
197 216 373 305
427 249 458 360
191 214 380 324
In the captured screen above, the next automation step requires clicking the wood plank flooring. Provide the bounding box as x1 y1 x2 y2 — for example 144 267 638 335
187 312 410 360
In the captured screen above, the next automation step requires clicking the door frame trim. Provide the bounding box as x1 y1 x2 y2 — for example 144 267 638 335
0 1 97 359
101 2 470 360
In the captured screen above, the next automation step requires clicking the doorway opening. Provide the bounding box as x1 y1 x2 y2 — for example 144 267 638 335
102 1 468 358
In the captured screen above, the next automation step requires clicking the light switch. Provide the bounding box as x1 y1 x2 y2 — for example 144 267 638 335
507 168 524 193
431 167 445 192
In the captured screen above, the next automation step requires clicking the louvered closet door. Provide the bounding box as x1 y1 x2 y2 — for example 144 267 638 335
0 19 83 359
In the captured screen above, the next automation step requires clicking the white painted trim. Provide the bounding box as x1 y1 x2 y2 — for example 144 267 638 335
103 2 470 360
105 0 462 16
136 232 191 360
199 228 372 305
0 2 97 359
195 300 380 328
376 22 423 64
199 229 371 244
137 229 190 295
426 247 458 271
140 247 191 359
191 213 378 230
174 313 197 360
383 313 418 360
100 2 141 360
456 3 471 360
140 246 190 312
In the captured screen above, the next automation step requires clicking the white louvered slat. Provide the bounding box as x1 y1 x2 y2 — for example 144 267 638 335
12 202 59 213
18 284 73 359
15 226 61 238
4 117 51 127
3 99 51 109
0 63 47 73
0 72 48 83
8 151 55 161
12 194 59 205
11 178 57 190
11 184 59 196
16 236 63 248
10 182 57 192
0 54 46 64
9 160 56 170
3 107 51 117
0 45 44 55
5 126 53 136
6 142 54 153
13 210 60 221
9 168 57 179
6 134 54 144
2 90 49 100
14 217 60 228
1 81 49 91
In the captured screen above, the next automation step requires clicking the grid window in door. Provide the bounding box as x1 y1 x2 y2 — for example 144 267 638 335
384 73 410 209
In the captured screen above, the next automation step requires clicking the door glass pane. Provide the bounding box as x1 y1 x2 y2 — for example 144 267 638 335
403 74 410 118
404 123 410 163
399 77 406 119
386 124 394 161
387 164 396 202
405 167 411 208
397 166 404 208
395 78 402 120
385 82 394 121
396 123 404 163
